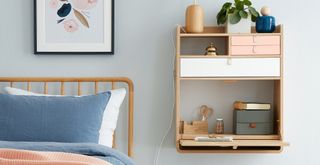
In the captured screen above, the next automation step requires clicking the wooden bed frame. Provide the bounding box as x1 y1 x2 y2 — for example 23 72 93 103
0 77 134 157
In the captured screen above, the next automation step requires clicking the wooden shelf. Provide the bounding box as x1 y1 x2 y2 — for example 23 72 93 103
179 77 281 81
179 25 283 38
179 55 282 58
180 55 229 58
180 33 282 38
181 134 280 140
180 140 289 147
180 33 230 37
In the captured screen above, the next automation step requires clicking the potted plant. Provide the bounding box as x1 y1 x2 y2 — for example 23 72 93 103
217 0 260 33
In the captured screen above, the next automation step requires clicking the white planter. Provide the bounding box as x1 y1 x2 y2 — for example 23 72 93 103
226 14 252 33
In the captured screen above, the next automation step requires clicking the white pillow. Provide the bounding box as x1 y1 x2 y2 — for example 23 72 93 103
4 87 126 148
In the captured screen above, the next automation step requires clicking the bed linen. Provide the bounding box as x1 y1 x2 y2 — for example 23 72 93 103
0 141 134 165
0 149 111 165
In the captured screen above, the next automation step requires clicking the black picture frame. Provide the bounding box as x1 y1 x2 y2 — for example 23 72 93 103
34 0 115 55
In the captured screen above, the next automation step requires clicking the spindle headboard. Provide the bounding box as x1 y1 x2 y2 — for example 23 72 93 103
0 77 134 157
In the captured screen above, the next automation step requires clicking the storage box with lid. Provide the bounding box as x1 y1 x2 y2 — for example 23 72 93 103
233 110 274 135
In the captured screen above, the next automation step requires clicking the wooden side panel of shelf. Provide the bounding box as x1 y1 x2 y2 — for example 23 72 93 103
175 25 181 142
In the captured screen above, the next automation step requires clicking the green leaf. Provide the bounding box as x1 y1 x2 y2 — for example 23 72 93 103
217 8 226 17
229 10 241 24
222 2 232 9
239 10 248 19
217 8 227 25
228 7 236 14
251 15 258 22
235 1 244 10
217 9 225 23
248 6 259 17
243 0 252 6
219 14 228 25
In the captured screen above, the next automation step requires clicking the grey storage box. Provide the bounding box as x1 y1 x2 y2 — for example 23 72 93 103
233 110 274 135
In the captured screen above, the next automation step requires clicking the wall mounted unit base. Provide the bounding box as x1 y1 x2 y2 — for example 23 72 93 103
177 139 289 153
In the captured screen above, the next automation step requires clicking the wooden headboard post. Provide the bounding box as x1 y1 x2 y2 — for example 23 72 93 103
0 77 134 157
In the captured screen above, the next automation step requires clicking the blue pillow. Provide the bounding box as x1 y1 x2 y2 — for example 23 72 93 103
0 92 111 143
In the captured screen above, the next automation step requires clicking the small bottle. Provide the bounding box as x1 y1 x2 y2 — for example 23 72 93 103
215 118 224 134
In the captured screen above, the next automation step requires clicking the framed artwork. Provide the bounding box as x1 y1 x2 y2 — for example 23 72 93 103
34 0 114 54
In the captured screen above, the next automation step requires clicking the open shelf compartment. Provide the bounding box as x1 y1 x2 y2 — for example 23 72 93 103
175 80 287 153
180 36 229 56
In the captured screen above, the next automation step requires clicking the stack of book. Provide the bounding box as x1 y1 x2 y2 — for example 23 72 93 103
233 101 271 111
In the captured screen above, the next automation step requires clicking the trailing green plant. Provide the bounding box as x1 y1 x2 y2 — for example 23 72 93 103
217 0 260 25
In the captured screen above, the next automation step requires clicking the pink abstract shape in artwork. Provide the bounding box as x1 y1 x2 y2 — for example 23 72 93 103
73 0 98 10
63 19 79 33
49 0 59 9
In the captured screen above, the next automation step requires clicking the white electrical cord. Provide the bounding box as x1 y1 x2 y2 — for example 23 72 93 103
153 28 177 165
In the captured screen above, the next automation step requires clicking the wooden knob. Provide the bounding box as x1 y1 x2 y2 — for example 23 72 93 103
261 6 271 16
249 123 257 128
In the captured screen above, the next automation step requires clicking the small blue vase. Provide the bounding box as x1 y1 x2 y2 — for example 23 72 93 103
256 16 276 33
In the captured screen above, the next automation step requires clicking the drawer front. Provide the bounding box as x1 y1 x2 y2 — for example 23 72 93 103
231 36 281 45
180 58 280 77
234 123 274 135
234 110 273 123
231 45 280 55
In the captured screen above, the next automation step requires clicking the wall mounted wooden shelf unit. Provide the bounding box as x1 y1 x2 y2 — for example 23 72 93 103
175 25 288 153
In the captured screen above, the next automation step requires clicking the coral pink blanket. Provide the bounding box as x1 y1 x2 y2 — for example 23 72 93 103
0 149 111 165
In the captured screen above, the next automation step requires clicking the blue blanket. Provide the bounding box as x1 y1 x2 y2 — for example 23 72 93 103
0 141 135 165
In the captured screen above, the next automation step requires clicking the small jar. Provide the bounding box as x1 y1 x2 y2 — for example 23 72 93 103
215 118 224 134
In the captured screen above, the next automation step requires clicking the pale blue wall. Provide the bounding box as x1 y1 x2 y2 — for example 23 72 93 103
0 0 318 165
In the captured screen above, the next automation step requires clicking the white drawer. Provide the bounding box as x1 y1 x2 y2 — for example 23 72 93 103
180 58 280 77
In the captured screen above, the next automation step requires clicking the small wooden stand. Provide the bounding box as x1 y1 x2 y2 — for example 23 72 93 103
182 121 208 134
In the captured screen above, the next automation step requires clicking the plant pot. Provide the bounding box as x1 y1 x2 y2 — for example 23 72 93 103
226 14 252 33
256 16 276 33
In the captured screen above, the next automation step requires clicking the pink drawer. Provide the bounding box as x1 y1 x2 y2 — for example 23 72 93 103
231 46 281 55
231 36 281 45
